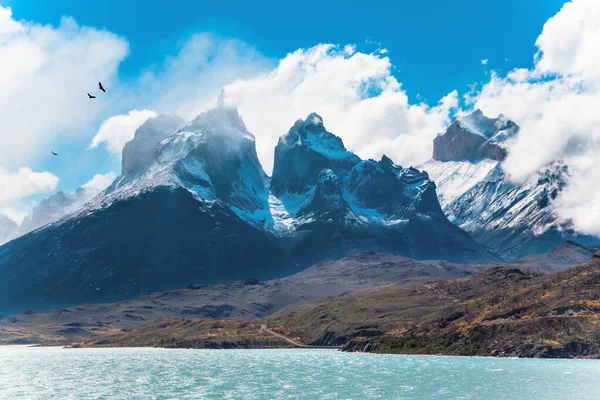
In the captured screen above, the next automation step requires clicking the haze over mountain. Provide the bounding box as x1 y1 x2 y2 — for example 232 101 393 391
0 215 17 245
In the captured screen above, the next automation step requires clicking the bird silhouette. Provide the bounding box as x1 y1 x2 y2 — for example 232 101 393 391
87 93 96 99
99 82 106 92
51 151 58 156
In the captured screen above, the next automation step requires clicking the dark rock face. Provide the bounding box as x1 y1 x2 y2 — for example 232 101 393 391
432 109 517 162
345 158 444 219
0 187 294 315
271 113 360 198
121 114 184 178
594 251 600 259
167 107 269 219
433 121 488 161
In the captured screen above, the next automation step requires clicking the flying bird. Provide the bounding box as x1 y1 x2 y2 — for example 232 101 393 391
99 82 106 92
87 93 96 99
51 151 58 156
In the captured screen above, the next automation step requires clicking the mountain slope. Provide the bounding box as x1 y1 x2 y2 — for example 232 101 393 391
264 266 531 347
0 187 293 315
422 110 600 260
271 114 501 266
0 108 294 315
264 254 600 358
509 240 598 274
367 257 600 358
0 251 490 344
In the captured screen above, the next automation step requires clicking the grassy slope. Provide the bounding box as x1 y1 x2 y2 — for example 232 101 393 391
370 258 600 357
264 267 531 346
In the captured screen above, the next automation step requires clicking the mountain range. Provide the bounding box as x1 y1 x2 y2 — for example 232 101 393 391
0 106 498 314
0 107 599 315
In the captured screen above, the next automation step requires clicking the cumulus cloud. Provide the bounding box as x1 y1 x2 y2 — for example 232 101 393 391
221 44 457 173
81 172 117 194
0 5 129 169
90 109 158 154
0 167 58 223
471 0 600 235
0 167 58 203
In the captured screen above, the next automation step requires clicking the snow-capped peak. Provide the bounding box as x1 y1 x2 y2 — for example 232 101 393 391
185 104 253 141
280 113 359 161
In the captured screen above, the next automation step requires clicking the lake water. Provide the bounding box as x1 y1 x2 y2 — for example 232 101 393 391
1 346 600 399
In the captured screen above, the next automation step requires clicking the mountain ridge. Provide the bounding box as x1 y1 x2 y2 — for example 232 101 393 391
0 107 498 314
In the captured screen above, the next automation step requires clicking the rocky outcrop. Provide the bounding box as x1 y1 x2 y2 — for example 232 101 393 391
424 109 600 260
121 114 184 178
432 109 517 162
271 113 360 198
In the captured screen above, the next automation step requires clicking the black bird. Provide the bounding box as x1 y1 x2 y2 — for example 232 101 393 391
51 151 58 156
99 82 106 92
87 93 96 99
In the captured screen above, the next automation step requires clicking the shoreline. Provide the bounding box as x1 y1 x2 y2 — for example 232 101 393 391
3 343 600 361
4 344 600 362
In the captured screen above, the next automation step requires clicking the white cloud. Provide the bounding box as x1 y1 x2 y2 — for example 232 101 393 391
221 44 457 173
0 6 129 169
471 0 600 235
0 167 58 203
0 167 58 223
90 109 158 154
81 172 117 194
138 33 272 120
481 59 488 65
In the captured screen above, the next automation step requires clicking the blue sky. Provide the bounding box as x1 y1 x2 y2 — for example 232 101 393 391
6 0 566 104
7 0 598 226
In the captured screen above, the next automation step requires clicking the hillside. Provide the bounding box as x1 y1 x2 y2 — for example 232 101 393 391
0 251 486 345
265 255 600 358
264 266 531 347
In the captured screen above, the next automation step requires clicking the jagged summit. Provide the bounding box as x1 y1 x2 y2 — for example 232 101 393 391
277 112 358 162
121 114 185 178
433 109 518 162
271 113 360 198
185 105 251 140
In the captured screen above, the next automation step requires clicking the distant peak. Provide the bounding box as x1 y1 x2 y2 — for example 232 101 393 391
306 112 324 127
217 88 225 107
135 114 185 138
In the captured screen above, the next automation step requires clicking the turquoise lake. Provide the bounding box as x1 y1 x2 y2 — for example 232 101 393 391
1 346 600 399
